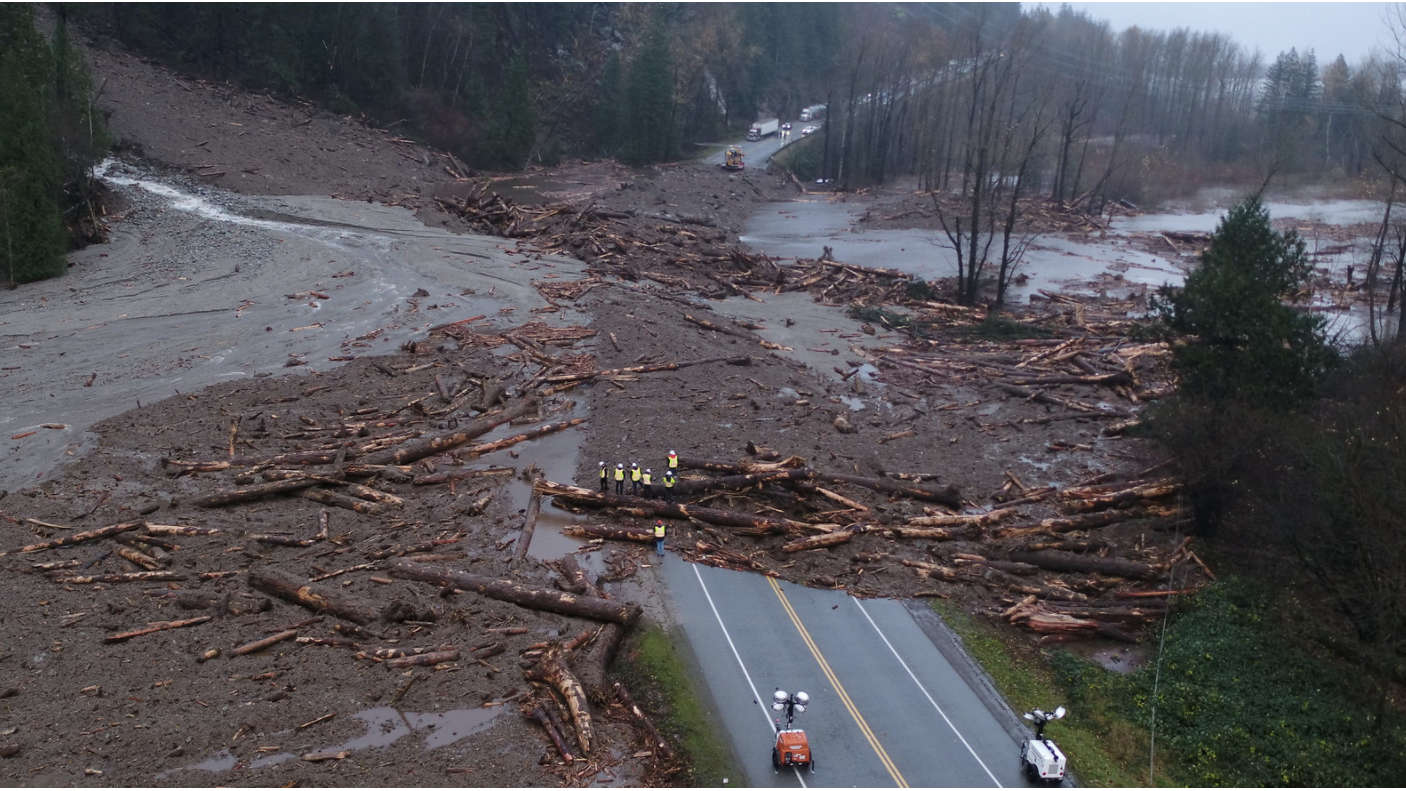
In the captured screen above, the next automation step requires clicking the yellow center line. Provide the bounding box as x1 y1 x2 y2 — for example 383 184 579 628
769 576 909 788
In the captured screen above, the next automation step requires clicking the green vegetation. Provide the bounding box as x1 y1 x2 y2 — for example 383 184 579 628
1 4 108 286
931 600 1162 788
938 580 1406 787
846 304 913 331
954 313 1054 342
615 623 740 787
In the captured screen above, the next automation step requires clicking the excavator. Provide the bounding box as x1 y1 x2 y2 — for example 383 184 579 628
770 689 814 772
722 144 745 170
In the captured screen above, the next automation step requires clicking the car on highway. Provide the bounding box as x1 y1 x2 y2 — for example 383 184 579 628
782 122 792 131
801 126 817 136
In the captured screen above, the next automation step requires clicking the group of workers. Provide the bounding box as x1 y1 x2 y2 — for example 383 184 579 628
597 450 680 557
598 450 680 501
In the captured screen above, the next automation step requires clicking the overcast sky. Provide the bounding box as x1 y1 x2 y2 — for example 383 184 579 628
1047 2 1394 64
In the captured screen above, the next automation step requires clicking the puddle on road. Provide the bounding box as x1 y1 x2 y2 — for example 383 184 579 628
160 705 500 778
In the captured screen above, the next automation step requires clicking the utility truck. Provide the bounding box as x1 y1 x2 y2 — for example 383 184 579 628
746 118 780 141
800 104 827 122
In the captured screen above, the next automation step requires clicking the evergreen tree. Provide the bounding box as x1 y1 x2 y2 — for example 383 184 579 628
593 51 625 157
1155 194 1336 406
624 21 676 165
0 4 66 286
487 51 537 170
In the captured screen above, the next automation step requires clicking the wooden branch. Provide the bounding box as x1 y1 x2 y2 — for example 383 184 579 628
1 521 142 557
386 649 460 668
302 487 384 514
511 471 544 566
908 507 1017 527
524 645 594 755
1005 549 1164 581
233 629 299 655
360 395 535 465
391 561 641 625
193 476 333 507
542 355 750 384
614 681 674 759
887 525 976 541
525 705 576 762
57 571 187 584
413 467 515 486
992 509 1154 539
781 531 854 553
104 616 212 643
461 418 584 458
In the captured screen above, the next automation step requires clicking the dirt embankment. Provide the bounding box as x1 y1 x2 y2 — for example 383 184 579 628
0 34 1199 787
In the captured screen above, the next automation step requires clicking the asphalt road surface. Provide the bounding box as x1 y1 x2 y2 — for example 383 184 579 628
662 560 1030 788
703 120 806 169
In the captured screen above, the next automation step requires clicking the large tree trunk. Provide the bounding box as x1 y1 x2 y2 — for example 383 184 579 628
248 567 383 624
525 645 595 755
390 560 641 625
1005 549 1164 581
534 480 826 535
562 524 654 543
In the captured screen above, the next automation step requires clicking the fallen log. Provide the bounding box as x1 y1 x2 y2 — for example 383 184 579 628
561 524 654 543
360 395 535 466
992 509 1153 539
668 468 813 495
1061 479 1181 513
1114 588 1198 599
1006 549 1164 581
908 507 1017 527
144 524 219 537
233 629 300 656
462 418 585 459
542 355 750 384
341 483 404 507
813 472 962 508
1006 371 1134 388
413 467 515 486
252 534 317 548
248 567 382 625
534 479 825 535
386 649 460 668
614 681 674 759
900 558 967 583
57 571 186 584
193 476 332 508
887 525 976 541
524 645 594 754
511 471 544 567
676 456 809 474
391 561 641 625
104 616 212 643
1 521 142 557
781 530 854 553
302 487 384 514
115 545 164 570
525 705 576 762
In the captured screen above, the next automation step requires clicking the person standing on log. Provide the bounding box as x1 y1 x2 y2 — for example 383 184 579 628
641 468 653 499
598 461 609 493
667 450 679 471
662 470 675 502
614 463 626 494
630 462 642 496
653 520 667 558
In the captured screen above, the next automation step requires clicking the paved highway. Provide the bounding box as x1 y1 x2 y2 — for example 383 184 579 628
662 560 1029 788
703 119 808 169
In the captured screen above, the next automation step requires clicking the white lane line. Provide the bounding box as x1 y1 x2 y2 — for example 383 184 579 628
692 564 808 788
853 598 1003 788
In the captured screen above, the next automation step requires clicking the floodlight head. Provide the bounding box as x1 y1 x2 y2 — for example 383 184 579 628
1053 706 1067 720
795 691 809 705
773 690 789 704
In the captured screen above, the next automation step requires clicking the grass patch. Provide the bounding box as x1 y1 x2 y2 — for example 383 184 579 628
930 600 1170 787
614 623 741 787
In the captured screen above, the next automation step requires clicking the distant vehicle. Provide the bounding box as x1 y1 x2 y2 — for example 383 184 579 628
747 118 780 141
722 145 745 170
801 126 817 136
799 104 827 122
781 122 792 131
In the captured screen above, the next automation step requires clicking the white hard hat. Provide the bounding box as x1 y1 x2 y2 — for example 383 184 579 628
631 462 638 467
616 463 623 468
599 461 605 466
669 450 677 455
646 468 651 473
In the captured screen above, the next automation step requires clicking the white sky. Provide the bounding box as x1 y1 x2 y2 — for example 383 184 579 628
1048 2 1394 64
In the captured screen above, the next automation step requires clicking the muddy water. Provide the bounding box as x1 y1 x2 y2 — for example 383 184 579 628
160 705 500 778
0 161 588 519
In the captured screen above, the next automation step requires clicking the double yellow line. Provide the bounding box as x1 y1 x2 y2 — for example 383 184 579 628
768 576 909 788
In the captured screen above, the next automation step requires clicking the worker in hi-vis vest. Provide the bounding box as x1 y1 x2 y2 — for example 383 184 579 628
613 463 625 494
629 462 642 495
653 520 666 557
662 470 675 502
667 450 679 470
598 461 608 492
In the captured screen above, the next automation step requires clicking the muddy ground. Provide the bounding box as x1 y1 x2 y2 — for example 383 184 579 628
0 33 1182 787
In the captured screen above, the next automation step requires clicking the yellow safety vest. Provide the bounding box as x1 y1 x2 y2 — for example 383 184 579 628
599 466 607 480
668 454 678 469
631 467 641 482
663 476 674 489
654 524 666 538
614 467 625 481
